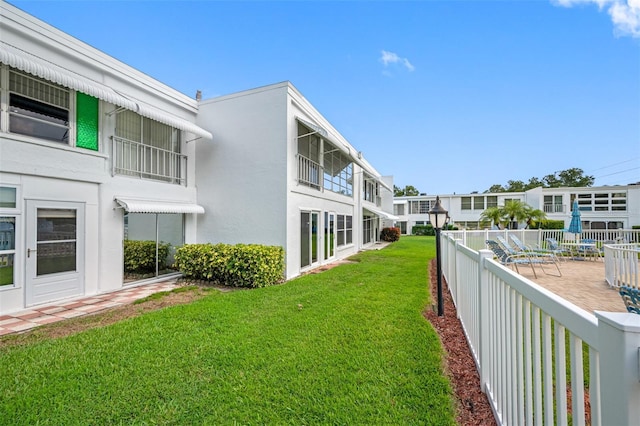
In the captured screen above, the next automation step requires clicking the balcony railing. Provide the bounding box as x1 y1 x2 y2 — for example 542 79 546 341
297 154 322 190
112 136 186 185
543 203 565 213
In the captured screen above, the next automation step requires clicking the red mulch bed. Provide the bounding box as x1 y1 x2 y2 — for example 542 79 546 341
424 259 497 425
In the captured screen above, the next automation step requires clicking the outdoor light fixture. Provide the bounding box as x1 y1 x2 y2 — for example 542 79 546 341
429 196 449 317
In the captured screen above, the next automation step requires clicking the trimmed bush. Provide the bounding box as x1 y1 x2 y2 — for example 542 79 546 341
412 225 433 236
531 219 565 230
380 227 400 242
175 243 285 288
123 240 170 273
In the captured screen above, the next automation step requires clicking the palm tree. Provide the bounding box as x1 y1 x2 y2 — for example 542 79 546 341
501 200 529 230
523 206 547 229
479 206 505 229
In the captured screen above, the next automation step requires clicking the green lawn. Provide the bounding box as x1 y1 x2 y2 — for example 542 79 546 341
0 236 455 425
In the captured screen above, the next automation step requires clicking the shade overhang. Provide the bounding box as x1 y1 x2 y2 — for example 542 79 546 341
115 197 205 214
1 42 212 140
364 207 399 220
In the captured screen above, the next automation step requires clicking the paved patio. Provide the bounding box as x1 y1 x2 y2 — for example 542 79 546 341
0 280 179 336
513 258 627 314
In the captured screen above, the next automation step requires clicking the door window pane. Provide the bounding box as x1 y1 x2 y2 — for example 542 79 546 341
36 209 77 276
301 212 310 268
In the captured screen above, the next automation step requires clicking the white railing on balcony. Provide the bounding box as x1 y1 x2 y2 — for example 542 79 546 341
441 231 640 425
544 203 566 213
604 243 640 288
297 154 322 190
112 136 186 185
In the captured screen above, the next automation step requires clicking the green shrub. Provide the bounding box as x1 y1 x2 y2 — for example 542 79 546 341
531 219 565 230
380 227 401 242
123 240 170 273
412 225 433 236
175 243 285 288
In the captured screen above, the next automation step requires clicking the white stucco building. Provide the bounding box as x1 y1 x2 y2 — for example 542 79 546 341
0 3 212 314
394 184 640 233
0 4 395 314
196 82 395 279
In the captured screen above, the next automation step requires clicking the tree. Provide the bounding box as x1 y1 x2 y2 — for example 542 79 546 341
485 184 506 193
523 205 547 229
544 168 594 188
394 185 420 196
479 206 505 229
484 167 594 193
502 200 530 230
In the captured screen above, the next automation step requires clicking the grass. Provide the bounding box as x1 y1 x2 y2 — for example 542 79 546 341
0 236 455 425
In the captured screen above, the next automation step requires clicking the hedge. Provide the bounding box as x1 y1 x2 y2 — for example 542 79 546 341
123 240 170 273
174 243 285 288
380 227 400 242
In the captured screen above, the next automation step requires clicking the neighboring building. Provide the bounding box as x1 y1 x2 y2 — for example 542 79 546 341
196 82 396 279
394 185 640 233
0 3 212 314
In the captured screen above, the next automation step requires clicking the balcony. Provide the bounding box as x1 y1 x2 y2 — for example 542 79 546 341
112 136 186 185
297 154 322 190
543 203 565 213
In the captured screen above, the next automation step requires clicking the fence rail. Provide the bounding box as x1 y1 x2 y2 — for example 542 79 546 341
604 243 640 288
441 230 640 425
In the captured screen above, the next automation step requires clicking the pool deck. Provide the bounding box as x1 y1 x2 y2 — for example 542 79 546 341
513 257 627 314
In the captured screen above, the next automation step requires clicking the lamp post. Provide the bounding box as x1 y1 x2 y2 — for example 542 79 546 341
428 196 449 317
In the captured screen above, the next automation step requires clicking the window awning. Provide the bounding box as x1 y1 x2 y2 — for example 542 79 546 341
0 42 212 140
296 117 328 138
115 197 205 214
364 207 399 220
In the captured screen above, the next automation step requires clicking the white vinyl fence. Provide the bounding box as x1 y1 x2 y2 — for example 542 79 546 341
604 243 640 288
441 231 640 426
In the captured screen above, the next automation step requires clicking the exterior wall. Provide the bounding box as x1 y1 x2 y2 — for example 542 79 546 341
195 83 289 248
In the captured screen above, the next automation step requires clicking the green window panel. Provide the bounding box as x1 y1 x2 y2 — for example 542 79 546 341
76 93 98 151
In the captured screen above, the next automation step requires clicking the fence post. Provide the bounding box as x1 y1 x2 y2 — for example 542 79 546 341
595 311 640 425
478 249 493 391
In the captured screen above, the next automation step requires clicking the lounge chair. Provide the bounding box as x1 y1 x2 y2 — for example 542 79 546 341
544 238 570 260
619 286 640 314
486 239 538 278
509 234 562 276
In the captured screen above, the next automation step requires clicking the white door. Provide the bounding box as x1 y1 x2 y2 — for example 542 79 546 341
25 200 85 306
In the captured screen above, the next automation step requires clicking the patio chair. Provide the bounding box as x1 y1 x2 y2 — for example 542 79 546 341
619 286 640 315
577 238 600 261
509 235 562 277
544 238 570 261
486 240 538 278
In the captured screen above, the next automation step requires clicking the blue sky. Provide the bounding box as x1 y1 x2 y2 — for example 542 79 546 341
10 0 640 195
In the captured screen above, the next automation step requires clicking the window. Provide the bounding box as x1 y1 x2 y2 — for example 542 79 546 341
363 173 379 204
0 217 15 287
473 196 484 210
8 70 70 143
486 196 498 208
394 204 405 216
323 144 353 196
336 214 353 247
2 67 100 151
0 186 18 288
461 197 471 210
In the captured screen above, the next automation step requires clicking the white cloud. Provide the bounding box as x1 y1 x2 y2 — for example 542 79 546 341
552 0 640 38
380 50 415 74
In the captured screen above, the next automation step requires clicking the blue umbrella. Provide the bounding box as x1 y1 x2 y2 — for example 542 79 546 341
567 199 582 236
